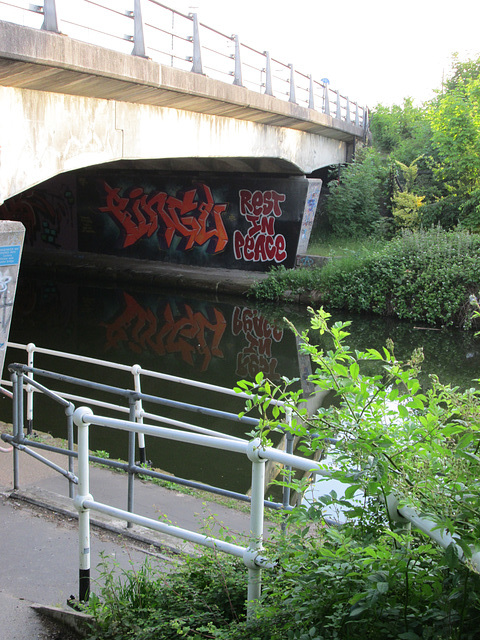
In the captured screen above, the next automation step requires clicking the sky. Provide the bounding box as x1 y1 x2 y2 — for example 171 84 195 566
167 0 480 108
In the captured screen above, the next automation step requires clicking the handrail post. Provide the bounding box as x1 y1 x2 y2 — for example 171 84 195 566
282 407 293 510
66 403 75 499
233 35 243 86
190 13 203 74
288 64 296 103
355 102 360 126
336 90 341 119
346 97 351 123
132 0 147 58
11 370 19 489
127 398 136 528
132 365 147 464
323 84 330 115
41 0 60 33
26 343 35 435
264 51 273 96
73 407 94 602
308 75 315 110
245 439 266 618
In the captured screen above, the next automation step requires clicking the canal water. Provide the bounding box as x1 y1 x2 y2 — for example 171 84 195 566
2 272 480 495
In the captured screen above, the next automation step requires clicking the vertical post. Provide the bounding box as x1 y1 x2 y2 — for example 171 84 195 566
336 90 341 119
264 52 273 96
308 75 315 110
190 13 203 74
41 0 60 33
245 439 266 618
132 365 146 465
282 408 293 510
346 97 351 123
132 0 147 57
288 64 296 103
127 399 136 528
323 84 330 115
233 35 243 86
66 404 75 499
26 343 35 435
355 102 360 126
363 106 369 132
11 371 19 490
73 407 94 603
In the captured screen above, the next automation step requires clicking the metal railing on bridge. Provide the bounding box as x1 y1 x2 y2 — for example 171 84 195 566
0 0 368 129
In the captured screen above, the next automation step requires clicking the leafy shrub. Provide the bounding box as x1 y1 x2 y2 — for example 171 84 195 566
251 228 480 328
85 551 247 639
84 311 480 640
324 146 389 239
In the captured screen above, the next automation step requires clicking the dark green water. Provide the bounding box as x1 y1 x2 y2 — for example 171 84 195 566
3 273 479 493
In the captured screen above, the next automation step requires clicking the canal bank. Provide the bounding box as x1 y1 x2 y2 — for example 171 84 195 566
21 249 270 298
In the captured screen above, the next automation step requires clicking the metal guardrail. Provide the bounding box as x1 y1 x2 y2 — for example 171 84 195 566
3 344 478 612
1 341 296 509
0 0 368 128
3 360 320 616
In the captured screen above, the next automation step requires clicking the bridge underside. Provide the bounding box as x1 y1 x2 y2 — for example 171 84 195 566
0 84 348 205
0 21 364 273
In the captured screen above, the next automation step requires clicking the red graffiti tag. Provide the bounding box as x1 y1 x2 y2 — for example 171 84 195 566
100 182 228 254
234 189 287 263
232 307 284 380
103 293 227 372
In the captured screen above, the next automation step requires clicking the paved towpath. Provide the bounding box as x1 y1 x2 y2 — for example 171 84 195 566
0 435 263 638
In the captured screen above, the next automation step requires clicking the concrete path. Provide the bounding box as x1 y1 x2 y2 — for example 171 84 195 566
0 438 262 638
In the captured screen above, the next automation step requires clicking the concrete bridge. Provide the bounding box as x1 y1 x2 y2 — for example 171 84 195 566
0 1 369 271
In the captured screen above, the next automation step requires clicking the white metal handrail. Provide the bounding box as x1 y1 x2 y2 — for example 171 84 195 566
4 351 479 617
0 0 368 127
72 405 327 614
4 340 282 463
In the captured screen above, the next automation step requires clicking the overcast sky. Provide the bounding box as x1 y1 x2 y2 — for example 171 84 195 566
168 0 480 108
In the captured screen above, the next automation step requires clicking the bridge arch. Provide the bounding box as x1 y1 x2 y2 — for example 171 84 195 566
0 85 347 203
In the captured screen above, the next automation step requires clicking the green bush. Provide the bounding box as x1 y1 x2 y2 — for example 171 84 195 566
324 146 389 239
84 311 480 640
251 228 480 328
85 551 247 639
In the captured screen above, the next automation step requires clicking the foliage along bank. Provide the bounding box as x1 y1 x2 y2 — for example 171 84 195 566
250 227 480 329
84 310 480 639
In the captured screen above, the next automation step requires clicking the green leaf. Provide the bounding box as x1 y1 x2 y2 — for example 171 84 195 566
349 362 360 380
376 581 389 594
255 371 264 384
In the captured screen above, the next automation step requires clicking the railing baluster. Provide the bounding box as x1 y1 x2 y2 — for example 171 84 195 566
26 342 35 435
41 0 59 33
308 75 315 110
264 51 273 96
288 63 296 104
132 0 147 58
233 34 243 86
190 13 203 74
132 364 147 464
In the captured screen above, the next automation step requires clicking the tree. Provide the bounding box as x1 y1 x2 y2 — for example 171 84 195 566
324 146 389 239
428 54 480 230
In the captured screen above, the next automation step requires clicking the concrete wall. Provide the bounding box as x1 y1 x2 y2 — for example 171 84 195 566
0 85 347 204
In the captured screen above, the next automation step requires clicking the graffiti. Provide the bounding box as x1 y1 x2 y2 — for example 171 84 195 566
232 306 284 379
296 255 315 268
0 187 74 247
103 293 227 372
233 189 287 263
100 182 229 254
297 179 322 255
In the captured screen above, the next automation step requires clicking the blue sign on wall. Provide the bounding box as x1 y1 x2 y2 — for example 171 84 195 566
0 245 21 266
